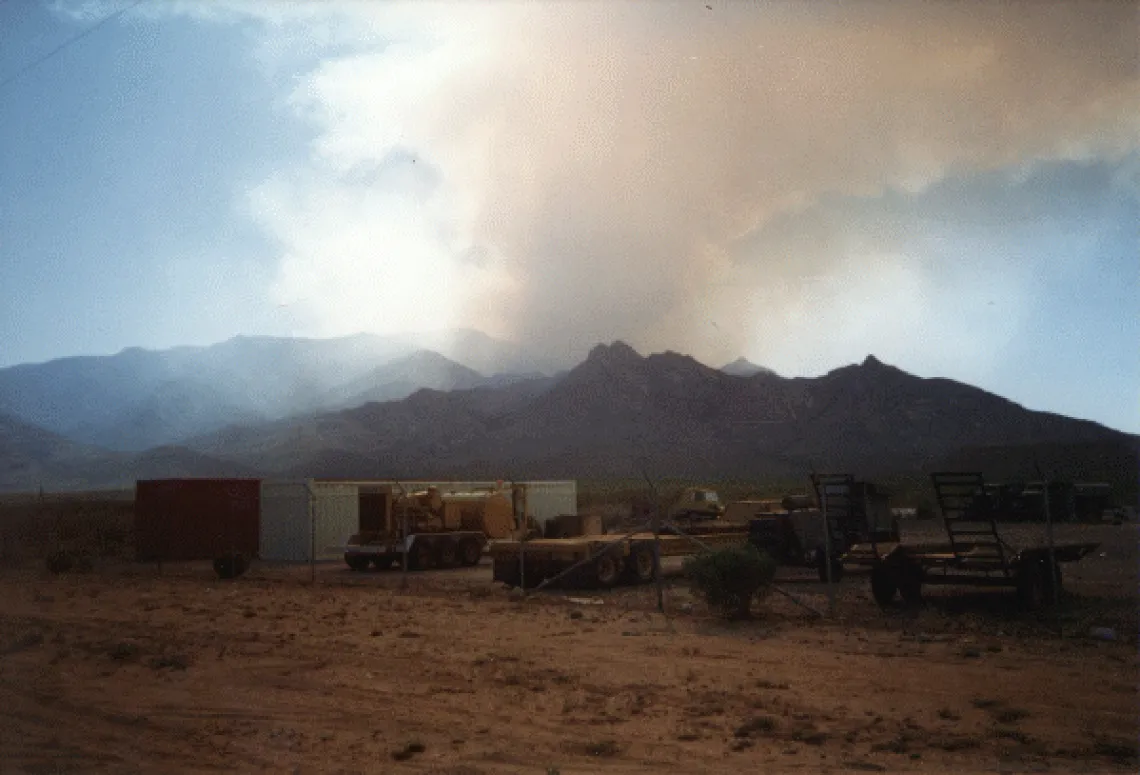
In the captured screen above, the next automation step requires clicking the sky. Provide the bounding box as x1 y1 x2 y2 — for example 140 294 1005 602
0 0 1137 433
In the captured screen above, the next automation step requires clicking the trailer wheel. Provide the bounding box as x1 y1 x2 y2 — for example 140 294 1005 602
594 553 621 588
407 541 433 571
1016 559 1060 610
816 549 844 583
214 552 249 580
898 575 923 606
345 554 370 572
625 544 657 584
870 564 898 606
437 540 459 569
458 538 483 567
896 559 924 605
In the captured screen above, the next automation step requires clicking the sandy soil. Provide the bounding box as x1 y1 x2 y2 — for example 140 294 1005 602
0 524 1137 774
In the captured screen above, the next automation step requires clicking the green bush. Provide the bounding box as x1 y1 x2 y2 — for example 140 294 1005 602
683 544 777 620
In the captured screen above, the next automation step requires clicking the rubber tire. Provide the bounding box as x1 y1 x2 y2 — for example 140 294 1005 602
437 540 458 569
214 553 249 580
625 545 657 584
870 564 898 606
1017 559 1061 610
817 550 844 583
459 538 482 567
345 554 370 572
896 560 924 606
407 542 432 571
594 553 621 588
371 555 394 571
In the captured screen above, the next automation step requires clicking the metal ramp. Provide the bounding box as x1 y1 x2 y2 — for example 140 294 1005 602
810 473 871 558
929 472 1012 575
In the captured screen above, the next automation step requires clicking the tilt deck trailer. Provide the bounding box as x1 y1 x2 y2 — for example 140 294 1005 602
746 474 900 581
490 523 748 590
869 472 1099 609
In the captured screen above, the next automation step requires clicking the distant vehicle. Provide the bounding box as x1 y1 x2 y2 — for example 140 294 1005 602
1101 507 1134 525
667 486 724 522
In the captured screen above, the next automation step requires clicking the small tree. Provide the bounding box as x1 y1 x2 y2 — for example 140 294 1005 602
683 544 778 620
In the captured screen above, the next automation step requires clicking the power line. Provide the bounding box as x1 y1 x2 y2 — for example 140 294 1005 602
0 0 147 93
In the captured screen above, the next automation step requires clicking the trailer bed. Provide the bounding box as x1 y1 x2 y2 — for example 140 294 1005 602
489 529 749 589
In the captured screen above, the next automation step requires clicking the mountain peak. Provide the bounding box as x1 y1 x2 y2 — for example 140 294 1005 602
863 354 884 367
586 341 643 363
721 357 775 377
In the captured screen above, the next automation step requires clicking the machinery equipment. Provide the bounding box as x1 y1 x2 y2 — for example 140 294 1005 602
343 484 535 571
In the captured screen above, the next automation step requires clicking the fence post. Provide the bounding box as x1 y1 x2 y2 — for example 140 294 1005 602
821 487 836 617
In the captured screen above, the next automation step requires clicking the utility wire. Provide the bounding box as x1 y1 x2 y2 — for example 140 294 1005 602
0 0 147 93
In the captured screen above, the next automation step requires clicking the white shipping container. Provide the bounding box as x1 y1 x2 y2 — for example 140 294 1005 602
260 480 312 562
257 478 578 561
313 482 359 557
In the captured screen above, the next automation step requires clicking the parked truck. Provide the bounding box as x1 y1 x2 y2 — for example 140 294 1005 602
343 484 537 572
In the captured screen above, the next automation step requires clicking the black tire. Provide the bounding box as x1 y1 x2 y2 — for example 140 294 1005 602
371 555 394 571
1017 559 1061 610
459 538 483 567
214 553 249 580
492 558 521 588
816 548 844 583
594 553 621 588
896 559 924 605
625 544 657 584
407 541 432 571
345 554 370 572
437 540 458 569
870 564 898 606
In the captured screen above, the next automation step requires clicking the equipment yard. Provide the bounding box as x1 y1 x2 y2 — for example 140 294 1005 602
1 521 1136 774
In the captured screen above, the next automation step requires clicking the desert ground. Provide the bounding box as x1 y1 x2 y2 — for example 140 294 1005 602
0 518 1137 774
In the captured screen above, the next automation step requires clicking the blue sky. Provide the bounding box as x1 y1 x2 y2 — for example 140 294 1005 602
0 0 1137 433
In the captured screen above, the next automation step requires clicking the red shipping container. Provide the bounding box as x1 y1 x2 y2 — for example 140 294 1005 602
134 479 260 561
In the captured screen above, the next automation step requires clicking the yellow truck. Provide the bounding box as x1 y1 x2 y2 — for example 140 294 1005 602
343 484 537 571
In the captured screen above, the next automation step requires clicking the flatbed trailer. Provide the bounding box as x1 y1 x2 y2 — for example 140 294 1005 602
489 526 749 589
869 472 1099 609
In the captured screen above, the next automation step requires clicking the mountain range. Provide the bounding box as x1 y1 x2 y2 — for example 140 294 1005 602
1 333 1134 495
0 329 554 452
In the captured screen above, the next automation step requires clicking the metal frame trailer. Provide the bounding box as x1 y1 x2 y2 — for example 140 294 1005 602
869 472 1099 609
344 531 486 572
490 527 749 590
747 473 899 581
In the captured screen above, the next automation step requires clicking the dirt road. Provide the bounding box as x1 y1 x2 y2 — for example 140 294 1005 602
1 538 1136 774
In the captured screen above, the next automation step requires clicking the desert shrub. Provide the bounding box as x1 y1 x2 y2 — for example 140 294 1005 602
683 544 777 620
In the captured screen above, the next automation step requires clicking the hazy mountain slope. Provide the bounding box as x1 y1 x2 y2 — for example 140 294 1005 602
321 350 487 410
6 342 1133 493
0 330 550 451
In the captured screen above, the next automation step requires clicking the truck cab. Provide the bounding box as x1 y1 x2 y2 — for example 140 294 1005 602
668 487 724 522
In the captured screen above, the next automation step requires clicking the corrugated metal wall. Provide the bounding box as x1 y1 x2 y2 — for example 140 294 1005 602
260 481 312 562
314 482 358 557
135 479 260 561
